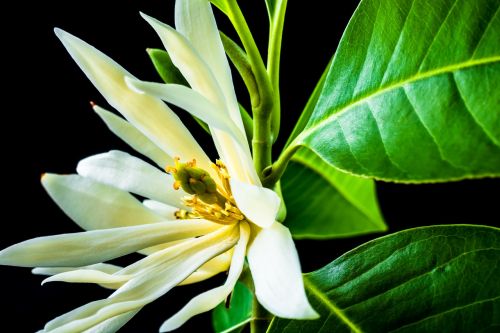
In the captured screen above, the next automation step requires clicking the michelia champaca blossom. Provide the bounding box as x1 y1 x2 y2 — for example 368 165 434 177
0 0 318 331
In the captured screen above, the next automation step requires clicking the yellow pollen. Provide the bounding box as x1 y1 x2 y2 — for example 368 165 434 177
169 158 245 225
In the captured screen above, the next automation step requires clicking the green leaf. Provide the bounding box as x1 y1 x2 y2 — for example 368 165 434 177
146 48 189 87
293 0 500 183
268 225 500 332
282 148 386 239
212 281 253 333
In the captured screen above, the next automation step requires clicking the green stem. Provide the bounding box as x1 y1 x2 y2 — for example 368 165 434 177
251 296 272 333
261 143 300 188
225 0 274 179
267 0 289 142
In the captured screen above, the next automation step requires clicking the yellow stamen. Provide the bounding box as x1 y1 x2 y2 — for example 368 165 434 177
173 159 246 225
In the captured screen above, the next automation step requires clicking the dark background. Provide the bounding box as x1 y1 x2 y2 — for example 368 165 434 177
1 0 498 332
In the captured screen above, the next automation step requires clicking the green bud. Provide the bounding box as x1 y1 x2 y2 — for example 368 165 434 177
170 159 218 200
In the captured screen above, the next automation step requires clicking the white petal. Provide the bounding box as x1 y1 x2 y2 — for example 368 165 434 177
54 28 212 171
82 310 139 333
41 237 200 287
139 15 258 184
42 173 164 230
33 263 122 276
77 150 184 207
248 223 319 319
44 226 239 332
126 79 246 145
160 222 250 331
0 219 220 267
142 200 179 219
34 263 124 290
230 179 280 228
179 249 232 285
175 0 244 133
42 270 130 286
93 104 171 168
140 13 226 113
212 131 260 184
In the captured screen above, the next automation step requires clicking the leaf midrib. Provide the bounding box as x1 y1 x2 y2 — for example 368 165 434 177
297 56 500 143
303 276 364 333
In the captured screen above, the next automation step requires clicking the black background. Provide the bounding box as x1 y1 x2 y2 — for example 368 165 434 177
1 0 499 332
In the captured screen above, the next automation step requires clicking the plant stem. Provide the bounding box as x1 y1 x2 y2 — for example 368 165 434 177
225 0 275 179
251 296 272 333
267 0 289 142
262 143 300 188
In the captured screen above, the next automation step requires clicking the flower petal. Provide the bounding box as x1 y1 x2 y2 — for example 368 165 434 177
230 179 280 228
77 150 184 207
140 14 258 184
0 220 220 267
248 223 319 319
34 263 124 290
179 249 232 286
93 104 171 168
42 270 130 286
175 0 244 132
33 263 122 277
43 226 239 332
160 222 250 331
140 13 226 113
126 79 246 145
54 28 212 171
81 310 139 333
142 200 179 219
42 173 164 230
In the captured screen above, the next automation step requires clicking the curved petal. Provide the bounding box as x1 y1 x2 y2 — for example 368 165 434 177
93 105 171 168
140 14 258 184
212 132 260 184
179 249 232 286
42 173 164 230
139 13 226 113
43 226 239 332
82 310 139 333
142 200 180 219
0 219 220 267
54 28 212 171
126 79 246 145
77 150 184 207
34 263 124 290
230 179 280 228
42 270 130 286
175 0 243 132
160 222 250 331
33 263 122 277
247 223 319 319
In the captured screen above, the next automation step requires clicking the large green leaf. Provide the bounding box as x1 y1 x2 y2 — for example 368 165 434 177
212 281 253 333
282 148 386 239
268 225 500 332
292 0 500 183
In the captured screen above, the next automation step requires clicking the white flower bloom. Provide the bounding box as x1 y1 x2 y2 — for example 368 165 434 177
0 0 318 332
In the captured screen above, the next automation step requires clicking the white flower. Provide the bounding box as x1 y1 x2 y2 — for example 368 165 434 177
0 0 318 332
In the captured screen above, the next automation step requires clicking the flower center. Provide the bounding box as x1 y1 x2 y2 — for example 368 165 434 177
167 158 245 225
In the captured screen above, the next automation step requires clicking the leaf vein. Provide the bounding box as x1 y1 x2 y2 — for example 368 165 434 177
471 5 499 59
388 296 500 332
299 56 500 144
400 85 468 171
451 71 500 148
417 0 460 72
304 276 364 333
344 248 499 312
